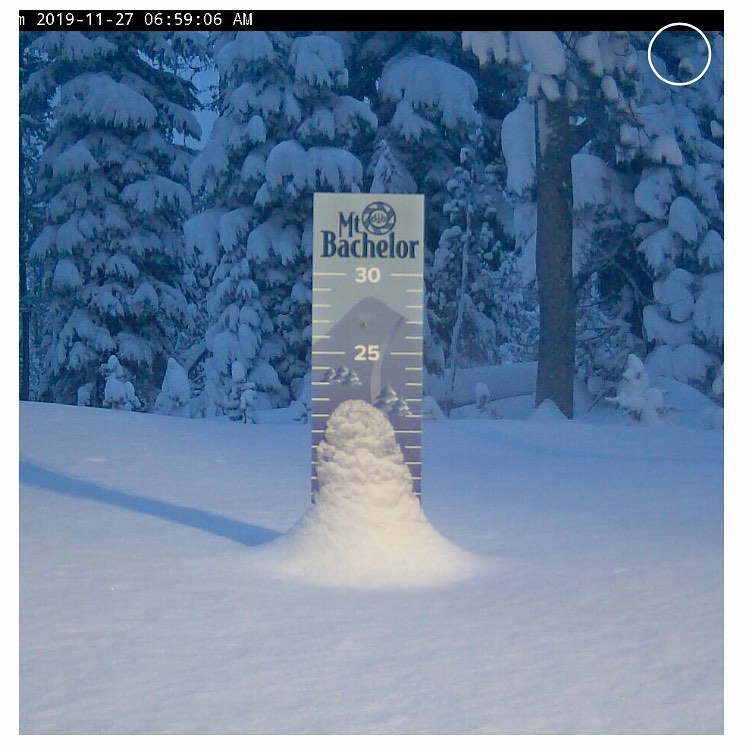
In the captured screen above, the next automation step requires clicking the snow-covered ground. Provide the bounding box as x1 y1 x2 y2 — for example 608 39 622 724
19 401 722 733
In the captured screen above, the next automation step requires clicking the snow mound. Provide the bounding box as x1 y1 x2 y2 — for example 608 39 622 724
528 398 568 423
256 400 479 588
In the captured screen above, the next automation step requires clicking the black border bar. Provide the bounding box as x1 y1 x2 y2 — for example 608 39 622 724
19 10 724 33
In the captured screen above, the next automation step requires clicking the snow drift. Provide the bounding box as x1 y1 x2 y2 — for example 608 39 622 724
255 400 479 587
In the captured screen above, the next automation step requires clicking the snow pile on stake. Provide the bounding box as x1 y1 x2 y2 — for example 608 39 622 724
258 400 479 587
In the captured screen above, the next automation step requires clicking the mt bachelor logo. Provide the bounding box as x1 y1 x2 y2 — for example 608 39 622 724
361 202 396 235
319 198 418 259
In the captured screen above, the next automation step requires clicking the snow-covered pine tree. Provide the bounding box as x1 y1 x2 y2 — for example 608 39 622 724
189 31 375 419
351 33 431 192
20 32 51 401
627 31 723 404
608 353 666 425
99 354 141 411
154 357 192 417
363 36 486 379
433 129 535 408
24 31 203 409
562 33 648 400
187 31 288 417
260 33 376 405
561 30 723 408
456 34 541 372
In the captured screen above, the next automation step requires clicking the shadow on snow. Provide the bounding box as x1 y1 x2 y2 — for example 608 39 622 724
19 460 280 548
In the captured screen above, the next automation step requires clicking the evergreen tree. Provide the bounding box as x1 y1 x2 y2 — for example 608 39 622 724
23 31 203 409
366 36 484 376
607 353 666 425
189 31 375 419
627 31 724 402
434 129 535 408
19 32 50 401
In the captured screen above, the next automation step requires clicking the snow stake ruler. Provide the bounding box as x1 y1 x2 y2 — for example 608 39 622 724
312 193 425 502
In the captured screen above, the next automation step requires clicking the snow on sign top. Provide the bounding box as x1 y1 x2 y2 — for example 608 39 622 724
311 193 425 503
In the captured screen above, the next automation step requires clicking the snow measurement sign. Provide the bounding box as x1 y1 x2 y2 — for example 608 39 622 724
312 193 425 502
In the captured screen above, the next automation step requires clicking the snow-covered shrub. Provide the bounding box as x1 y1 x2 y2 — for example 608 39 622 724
221 359 258 422
608 354 666 426
475 382 490 411
154 358 191 417
710 363 723 429
76 382 93 407
100 355 140 411
422 395 444 420
712 363 723 402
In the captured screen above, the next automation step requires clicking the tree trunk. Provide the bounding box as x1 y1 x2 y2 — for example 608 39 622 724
446 206 471 410
534 98 575 418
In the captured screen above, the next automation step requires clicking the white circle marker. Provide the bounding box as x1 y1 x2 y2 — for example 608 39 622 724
648 23 712 86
